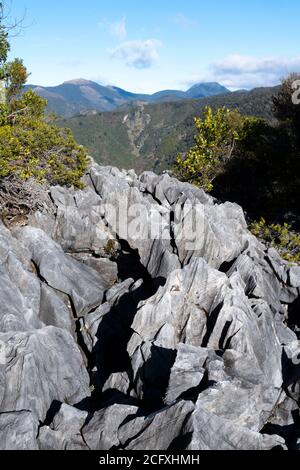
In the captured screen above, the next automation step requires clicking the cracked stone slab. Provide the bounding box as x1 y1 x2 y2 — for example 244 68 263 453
186 403 286 450
14 226 106 316
0 411 39 450
38 404 89 450
0 327 90 421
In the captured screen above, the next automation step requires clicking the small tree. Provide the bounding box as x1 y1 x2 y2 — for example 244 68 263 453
174 106 255 192
0 3 29 111
0 2 88 222
4 57 28 103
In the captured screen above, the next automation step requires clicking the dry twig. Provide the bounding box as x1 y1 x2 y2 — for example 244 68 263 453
0 175 54 225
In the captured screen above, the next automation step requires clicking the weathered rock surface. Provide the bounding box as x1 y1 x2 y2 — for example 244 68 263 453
0 162 299 450
0 411 39 450
14 226 106 316
38 404 89 450
0 327 90 421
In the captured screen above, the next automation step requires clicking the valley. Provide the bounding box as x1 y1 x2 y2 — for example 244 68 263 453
60 85 279 173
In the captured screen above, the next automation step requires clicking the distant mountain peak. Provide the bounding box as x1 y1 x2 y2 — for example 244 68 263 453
25 79 231 118
186 82 230 98
63 79 95 86
188 81 224 89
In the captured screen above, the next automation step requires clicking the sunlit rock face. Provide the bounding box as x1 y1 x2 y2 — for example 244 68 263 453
0 163 299 450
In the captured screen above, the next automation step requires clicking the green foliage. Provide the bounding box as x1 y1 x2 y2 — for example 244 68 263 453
0 8 27 104
250 218 300 264
174 106 262 192
62 86 277 174
0 118 88 187
212 78 300 223
172 83 300 228
0 4 88 193
0 89 48 127
104 239 118 257
4 58 28 102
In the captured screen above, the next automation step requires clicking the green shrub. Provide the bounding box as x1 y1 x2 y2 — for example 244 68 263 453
0 117 88 188
0 87 88 189
250 218 300 264
0 4 88 193
104 239 118 257
174 106 263 192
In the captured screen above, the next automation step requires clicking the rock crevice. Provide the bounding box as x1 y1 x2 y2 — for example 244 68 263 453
0 163 299 450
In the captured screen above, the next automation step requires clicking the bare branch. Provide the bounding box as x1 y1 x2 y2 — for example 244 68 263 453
6 105 29 119
0 1 28 38
0 175 55 226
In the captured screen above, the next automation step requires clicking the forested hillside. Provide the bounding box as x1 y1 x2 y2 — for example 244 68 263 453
60 86 279 173
26 80 230 118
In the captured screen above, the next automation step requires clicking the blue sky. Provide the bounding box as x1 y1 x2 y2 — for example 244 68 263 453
7 0 300 93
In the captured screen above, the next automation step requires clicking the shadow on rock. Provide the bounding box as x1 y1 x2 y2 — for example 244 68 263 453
262 409 300 450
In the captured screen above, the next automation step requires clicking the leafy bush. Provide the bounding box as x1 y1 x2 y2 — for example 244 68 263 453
212 118 293 218
174 106 262 192
250 218 300 264
0 78 88 189
211 80 300 223
0 118 88 187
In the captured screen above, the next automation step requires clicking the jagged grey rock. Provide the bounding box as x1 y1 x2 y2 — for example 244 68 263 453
38 404 89 450
119 400 195 450
0 163 299 451
126 256 286 429
128 258 229 354
75 256 118 287
82 404 139 450
50 185 116 255
88 165 181 279
138 172 250 269
14 226 106 316
78 278 138 354
186 403 286 450
0 223 43 332
0 327 90 421
38 284 73 332
165 344 216 405
0 411 39 450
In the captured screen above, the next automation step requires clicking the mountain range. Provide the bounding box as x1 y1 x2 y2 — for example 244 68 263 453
59 85 279 173
25 79 230 118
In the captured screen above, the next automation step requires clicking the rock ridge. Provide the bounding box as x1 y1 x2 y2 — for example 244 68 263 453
0 163 299 450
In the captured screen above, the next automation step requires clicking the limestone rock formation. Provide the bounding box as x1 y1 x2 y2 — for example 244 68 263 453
0 162 299 450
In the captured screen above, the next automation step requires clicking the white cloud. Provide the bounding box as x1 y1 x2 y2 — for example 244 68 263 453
183 55 300 90
211 54 300 89
109 16 127 41
111 39 162 69
99 17 127 41
171 12 198 29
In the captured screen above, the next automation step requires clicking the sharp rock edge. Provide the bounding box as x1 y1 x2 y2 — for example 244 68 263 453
0 162 299 451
